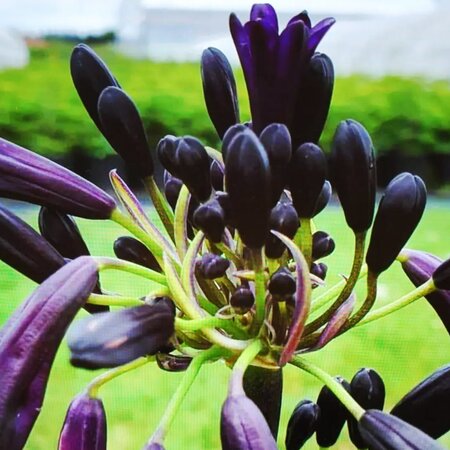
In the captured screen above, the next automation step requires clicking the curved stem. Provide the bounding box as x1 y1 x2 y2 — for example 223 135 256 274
149 346 229 444
251 248 266 334
87 357 151 398
143 175 175 240
290 356 365 420
216 242 241 267
175 316 246 338
87 293 142 307
174 185 190 260
356 279 435 328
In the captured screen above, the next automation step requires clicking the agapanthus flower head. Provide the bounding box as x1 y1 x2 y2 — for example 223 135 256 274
230 4 335 140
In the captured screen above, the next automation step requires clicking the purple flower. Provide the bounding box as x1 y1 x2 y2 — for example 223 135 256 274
230 4 335 137
58 393 107 450
0 257 99 449
0 138 116 219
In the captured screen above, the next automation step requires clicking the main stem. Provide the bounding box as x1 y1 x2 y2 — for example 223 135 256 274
251 248 266 334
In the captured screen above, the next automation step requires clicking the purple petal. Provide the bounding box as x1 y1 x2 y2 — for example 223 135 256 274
250 4 278 34
0 138 116 219
287 10 312 28
309 17 336 54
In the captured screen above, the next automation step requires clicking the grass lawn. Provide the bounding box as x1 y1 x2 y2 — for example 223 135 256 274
0 202 449 449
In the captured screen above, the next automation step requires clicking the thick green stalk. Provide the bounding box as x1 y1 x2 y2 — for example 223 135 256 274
295 218 313 266
250 248 266 334
87 293 143 308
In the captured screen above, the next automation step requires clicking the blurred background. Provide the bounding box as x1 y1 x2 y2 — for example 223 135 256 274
0 1 449 449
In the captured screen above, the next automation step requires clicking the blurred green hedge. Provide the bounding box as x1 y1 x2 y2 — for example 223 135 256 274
1 41 450 160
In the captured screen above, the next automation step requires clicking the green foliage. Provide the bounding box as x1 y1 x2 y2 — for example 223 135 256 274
0 42 450 161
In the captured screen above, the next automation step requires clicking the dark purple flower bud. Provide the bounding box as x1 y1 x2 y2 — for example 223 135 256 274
201 47 239 139
220 378 278 450
285 399 320 450
157 135 179 178
155 353 192 372
97 86 153 178
113 236 161 273
193 198 225 243
230 286 254 314
291 53 334 148
312 231 335 261
222 123 248 161
348 368 386 449
58 393 106 450
0 257 98 449
312 179 332 217
225 128 271 248
68 297 175 369
0 138 116 219
0 203 65 284
391 364 450 439
175 136 212 202
330 119 376 233
164 174 183 210
268 268 296 300
38 207 89 261
366 173 427 275
433 257 450 290
316 377 351 447
70 44 119 130
210 159 224 191
196 253 230 279
358 410 446 450
310 262 328 281
259 123 292 206
290 143 327 218
265 200 299 259
400 250 450 334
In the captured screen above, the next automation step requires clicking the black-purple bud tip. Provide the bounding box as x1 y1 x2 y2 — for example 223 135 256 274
268 268 296 300
285 399 320 450
196 253 230 279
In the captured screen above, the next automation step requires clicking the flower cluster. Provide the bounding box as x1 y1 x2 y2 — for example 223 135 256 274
0 4 449 450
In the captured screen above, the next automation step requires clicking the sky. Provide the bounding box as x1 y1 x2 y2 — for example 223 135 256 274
0 0 438 35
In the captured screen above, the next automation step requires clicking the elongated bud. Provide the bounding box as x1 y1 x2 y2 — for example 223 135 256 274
58 393 107 450
260 123 292 206
312 231 335 261
175 137 212 202
290 143 327 218
68 297 175 369
220 373 277 450
391 364 450 438
312 179 332 217
366 173 427 275
400 249 450 333
230 286 255 314
0 203 65 283
310 262 328 281
225 128 271 248
0 138 116 219
330 119 376 233
268 268 296 301
0 257 98 449
196 253 230 279
193 199 225 243
97 86 153 178
348 368 386 448
292 53 334 148
156 353 192 372
285 399 320 450
222 123 247 161
265 201 299 259
358 410 446 450
70 44 119 130
157 135 179 177
210 159 224 191
113 236 161 273
201 47 239 139
316 377 351 447
433 257 450 290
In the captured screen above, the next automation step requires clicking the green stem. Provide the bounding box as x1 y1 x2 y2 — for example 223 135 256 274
357 279 435 328
87 357 151 398
295 218 313 266
175 316 246 338
143 175 175 240
96 256 168 286
215 242 241 267
290 356 365 420
150 346 229 444
87 293 142 307
174 185 190 260
251 248 266 334
304 232 366 334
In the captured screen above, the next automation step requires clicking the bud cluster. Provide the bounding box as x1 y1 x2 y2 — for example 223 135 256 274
0 3 449 450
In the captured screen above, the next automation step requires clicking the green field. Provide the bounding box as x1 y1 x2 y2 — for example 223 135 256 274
0 203 449 449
